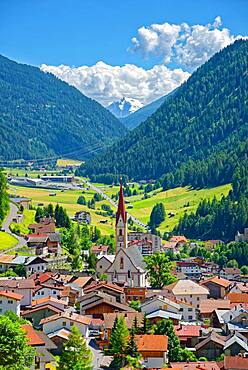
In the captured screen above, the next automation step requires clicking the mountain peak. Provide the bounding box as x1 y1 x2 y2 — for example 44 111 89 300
107 97 143 118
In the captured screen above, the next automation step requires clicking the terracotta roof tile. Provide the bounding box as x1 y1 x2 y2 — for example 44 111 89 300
135 334 168 352
0 290 23 300
200 299 231 314
83 281 124 294
175 325 201 337
40 312 91 326
170 362 220 370
22 304 63 316
200 276 231 288
32 296 67 307
21 324 45 346
224 356 248 369
227 292 248 303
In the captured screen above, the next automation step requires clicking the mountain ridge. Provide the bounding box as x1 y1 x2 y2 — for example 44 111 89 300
107 97 143 118
0 55 126 161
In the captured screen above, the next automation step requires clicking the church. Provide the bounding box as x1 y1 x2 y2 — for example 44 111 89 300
104 183 148 287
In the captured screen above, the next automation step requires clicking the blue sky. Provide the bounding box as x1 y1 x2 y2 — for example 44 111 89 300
1 0 247 105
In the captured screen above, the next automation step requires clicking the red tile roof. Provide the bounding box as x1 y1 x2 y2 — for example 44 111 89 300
21 324 45 346
170 362 220 370
200 299 231 314
224 356 248 369
175 324 201 338
116 182 126 225
0 290 23 300
92 245 109 252
40 312 91 326
226 292 248 303
169 236 187 243
83 281 124 294
22 304 63 316
200 276 231 288
135 334 168 352
32 296 67 307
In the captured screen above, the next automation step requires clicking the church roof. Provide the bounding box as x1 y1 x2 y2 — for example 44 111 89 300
116 182 127 225
125 245 146 271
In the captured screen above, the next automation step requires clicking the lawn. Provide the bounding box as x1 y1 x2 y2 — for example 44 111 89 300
127 184 231 233
8 185 115 235
0 231 18 250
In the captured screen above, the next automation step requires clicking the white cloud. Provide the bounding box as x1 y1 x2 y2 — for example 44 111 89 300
41 62 189 106
130 16 243 69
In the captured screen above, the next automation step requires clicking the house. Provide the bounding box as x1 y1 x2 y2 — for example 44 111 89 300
226 292 248 304
222 306 248 335
22 304 63 328
199 299 231 321
175 299 198 322
224 332 248 356
31 296 68 311
0 277 35 306
0 254 17 272
41 175 74 182
176 261 202 280
124 287 147 302
127 232 162 253
10 197 31 209
220 267 241 281
140 295 181 316
40 312 91 337
68 276 94 295
169 235 187 246
100 312 144 347
170 361 221 370
195 331 226 360
74 211 91 224
47 328 71 355
34 283 65 300
96 255 115 276
146 309 182 324
11 256 48 276
105 183 147 287
79 291 134 318
83 281 125 303
164 279 209 309
200 276 231 299
22 323 57 370
235 228 248 242
27 233 61 255
0 290 23 315
135 334 168 369
223 355 248 370
28 217 56 234
91 245 109 256
230 282 248 294
174 324 202 348
127 239 154 256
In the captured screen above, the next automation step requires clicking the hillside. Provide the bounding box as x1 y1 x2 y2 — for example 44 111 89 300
120 94 167 130
81 40 248 189
0 55 126 161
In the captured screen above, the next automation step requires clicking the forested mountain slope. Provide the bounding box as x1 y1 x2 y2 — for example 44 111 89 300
81 40 248 189
0 55 126 160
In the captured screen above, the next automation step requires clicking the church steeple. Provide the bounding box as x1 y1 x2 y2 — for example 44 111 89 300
116 180 128 251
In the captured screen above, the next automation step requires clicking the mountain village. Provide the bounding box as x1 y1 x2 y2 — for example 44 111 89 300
0 182 247 370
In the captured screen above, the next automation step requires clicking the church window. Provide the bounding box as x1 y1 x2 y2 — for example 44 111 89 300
128 270 131 278
119 229 122 236
120 257 124 269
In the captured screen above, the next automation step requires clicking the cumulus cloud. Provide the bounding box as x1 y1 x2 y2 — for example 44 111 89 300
130 16 242 69
41 62 189 106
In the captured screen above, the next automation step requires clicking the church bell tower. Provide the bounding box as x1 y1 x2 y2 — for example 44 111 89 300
115 181 128 252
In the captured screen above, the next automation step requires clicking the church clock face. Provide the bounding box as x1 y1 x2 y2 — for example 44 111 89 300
118 236 123 241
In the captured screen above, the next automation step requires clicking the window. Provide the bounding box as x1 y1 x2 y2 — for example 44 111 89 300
100 265 102 269
188 308 193 312
0 300 2 304
119 229 122 236
41 291 44 295
37 266 40 271
8 300 13 304
62 321 66 327
190 294 192 298
189 315 193 320
0 309 2 313
197 297 200 301
179 308 183 312
38 292 40 295
120 257 124 270
128 270 131 278
70 322 73 326
53 291 57 295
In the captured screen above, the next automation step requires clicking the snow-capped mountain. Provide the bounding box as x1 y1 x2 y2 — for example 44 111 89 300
107 97 143 118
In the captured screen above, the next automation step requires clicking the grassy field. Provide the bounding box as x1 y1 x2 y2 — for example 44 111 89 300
10 209 36 235
0 231 18 250
8 185 115 235
57 158 82 167
127 184 231 233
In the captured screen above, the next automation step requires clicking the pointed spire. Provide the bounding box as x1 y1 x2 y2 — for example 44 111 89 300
116 179 127 225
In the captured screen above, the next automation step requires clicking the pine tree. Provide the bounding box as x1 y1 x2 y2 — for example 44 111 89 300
59 326 92 370
109 316 129 358
126 327 139 358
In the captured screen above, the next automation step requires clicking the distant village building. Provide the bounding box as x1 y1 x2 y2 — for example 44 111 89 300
41 175 74 183
74 211 91 224
127 232 162 254
235 228 248 242
29 217 56 234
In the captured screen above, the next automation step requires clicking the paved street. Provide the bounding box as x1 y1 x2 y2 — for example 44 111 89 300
88 338 104 369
